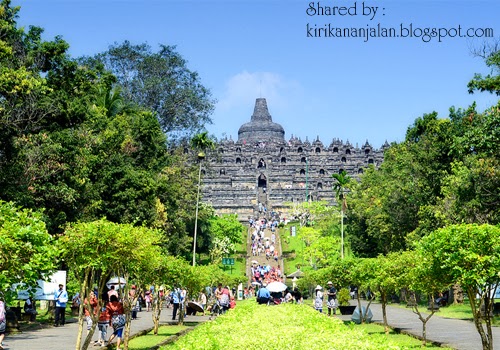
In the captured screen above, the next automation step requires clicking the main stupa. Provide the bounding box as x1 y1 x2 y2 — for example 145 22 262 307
238 98 285 143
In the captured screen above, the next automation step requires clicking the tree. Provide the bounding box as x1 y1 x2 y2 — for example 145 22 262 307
350 258 378 324
57 219 163 350
190 131 215 265
332 170 351 259
468 42 500 95
347 112 454 256
417 224 500 350
401 250 449 347
206 214 244 263
81 41 216 139
0 201 56 303
374 252 414 334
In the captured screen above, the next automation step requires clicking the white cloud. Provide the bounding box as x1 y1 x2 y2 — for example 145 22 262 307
217 71 302 112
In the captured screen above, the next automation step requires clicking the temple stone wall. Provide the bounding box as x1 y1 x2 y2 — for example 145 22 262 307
196 98 388 221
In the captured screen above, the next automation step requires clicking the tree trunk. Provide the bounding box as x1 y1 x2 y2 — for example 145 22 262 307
81 325 97 350
381 292 389 335
362 292 375 324
467 288 493 350
452 283 464 304
410 293 435 347
122 312 132 350
356 293 363 323
152 288 164 335
75 271 89 350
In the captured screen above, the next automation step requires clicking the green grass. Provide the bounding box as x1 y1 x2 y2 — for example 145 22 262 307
435 303 474 320
127 325 188 350
279 224 309 275
159 300 451 349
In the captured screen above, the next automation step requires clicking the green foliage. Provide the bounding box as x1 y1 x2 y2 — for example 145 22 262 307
468 47 500 95
417 224 500 295
81 41 216 139
416 224 500 349
0 200 56 303
337 288 351 306
205 214 244 263
162 301 429 350
58 219 163 282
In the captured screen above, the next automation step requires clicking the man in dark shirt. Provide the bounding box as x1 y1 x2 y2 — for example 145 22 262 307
326 281 337 316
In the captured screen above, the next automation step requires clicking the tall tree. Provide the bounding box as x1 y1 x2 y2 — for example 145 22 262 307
190 131 215 265
468 42 500 95
417 224 500 350
0 201 57 303
332 170 351 259
80 41 216 140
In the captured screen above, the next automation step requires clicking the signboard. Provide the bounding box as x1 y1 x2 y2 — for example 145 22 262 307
16 270 67 300
222 258 235 266
290 226 296 237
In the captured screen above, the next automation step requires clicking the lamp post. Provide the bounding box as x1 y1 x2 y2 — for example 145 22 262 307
192 152 204 266
332 170 350 260
340 193 344 259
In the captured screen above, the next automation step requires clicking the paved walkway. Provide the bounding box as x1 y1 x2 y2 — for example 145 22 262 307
4 300 500 349
337 300 500 350
2 307 210 350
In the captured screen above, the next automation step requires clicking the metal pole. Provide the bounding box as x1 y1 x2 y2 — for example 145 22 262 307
192 161 202 266
305 157 308 201
340 204 344 259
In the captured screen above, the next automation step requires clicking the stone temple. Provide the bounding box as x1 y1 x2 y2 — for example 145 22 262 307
198 98 388 220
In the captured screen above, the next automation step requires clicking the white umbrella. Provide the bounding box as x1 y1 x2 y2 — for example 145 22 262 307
266 281 287 293
251 281 261 286
106 277 127 289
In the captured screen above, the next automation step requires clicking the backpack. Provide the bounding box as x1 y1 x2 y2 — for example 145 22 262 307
219 294 230 307
0 301 5 322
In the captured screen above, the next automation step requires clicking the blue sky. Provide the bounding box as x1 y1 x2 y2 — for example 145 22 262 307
14 0 500 148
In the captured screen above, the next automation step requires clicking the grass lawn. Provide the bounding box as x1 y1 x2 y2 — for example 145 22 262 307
159 300 451 349
433 301 500 326
436 303 474 320
279 223 308 274
127 325 188 350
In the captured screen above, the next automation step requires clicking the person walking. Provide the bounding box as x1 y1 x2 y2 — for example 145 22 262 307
314 285 324 313
83 290 98 337
107 295 125 350
326 281 338 316
170 287 180 321
199 290 207 314
54 284 68 326
95 297 110 347
0 298 6 350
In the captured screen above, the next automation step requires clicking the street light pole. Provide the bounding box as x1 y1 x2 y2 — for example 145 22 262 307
340 194 344 259
305 157 308 202
192 155 203 266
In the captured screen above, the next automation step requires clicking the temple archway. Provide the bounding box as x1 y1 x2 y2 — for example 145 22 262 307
258 173 267 188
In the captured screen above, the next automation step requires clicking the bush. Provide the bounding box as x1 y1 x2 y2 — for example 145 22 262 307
338 288 351 306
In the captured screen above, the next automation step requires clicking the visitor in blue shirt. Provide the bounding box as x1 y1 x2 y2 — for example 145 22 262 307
54 284 68 326
170 287 181 320
256 284 271 305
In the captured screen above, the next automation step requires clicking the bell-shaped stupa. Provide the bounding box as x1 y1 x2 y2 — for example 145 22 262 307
238 98 285 143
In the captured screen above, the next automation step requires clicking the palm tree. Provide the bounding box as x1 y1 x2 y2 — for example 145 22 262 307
332 170 351 259
190 132 215 266
95 85 124 117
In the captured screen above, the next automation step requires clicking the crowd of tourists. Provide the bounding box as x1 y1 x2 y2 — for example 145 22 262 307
250 220 280 262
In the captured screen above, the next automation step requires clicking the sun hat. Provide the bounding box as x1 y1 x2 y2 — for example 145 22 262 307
315 285 322 290
327 281 333 285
